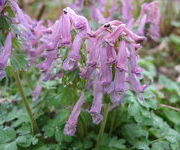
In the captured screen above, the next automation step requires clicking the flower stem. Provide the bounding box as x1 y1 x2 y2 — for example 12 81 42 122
14 71 39 134
96 104 109 146
22 70 33 90
109 109 117 136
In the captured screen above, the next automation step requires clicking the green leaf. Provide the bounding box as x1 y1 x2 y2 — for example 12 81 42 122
169 34 180 45
0 128 16 144
159 75 180 97
0 141 17 150
171 21 180 27
55 129 63 143
0 16 10 30
83 139 93 149
41 80 57 90
10 49 28 71
16 123 31 135
108 137 126 149
134 140 150 150
43 125 55 138
163 109 180 125
16 135 31 147
10 25 20 36
92 146 113 150
4 6 15 17
151 141 170 150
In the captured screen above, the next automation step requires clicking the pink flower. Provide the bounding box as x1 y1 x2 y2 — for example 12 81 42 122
89 77 104 124
59 12 71 46
0 33 12 70
121 0 134 23
64 93 84 136
116 40 128 71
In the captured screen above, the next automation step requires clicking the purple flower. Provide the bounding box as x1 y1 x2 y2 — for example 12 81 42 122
0 33 12 70
36 49 57 72
123 28 146 43
64 93 84 136
149 24 160 41
64 7 89 30
128 71 147 101
79 38 100 79
0 0 5 6
0 0 5 13
10 0 32 29
29 44 46 57
105 24 126 46
59 12 71 46
136 15 147 36
138 1 161 40
0 70 6 79
62 7 89 71
121 0 134 23
89 20 122 37
128 44 142 77
116 40 128 71
32 82 42 102
69 0 84 13
106 44 116 64
99 46 112 86
109 90 123 104
89 78 103 124
68 30 87 61
127 57 148 101
63 57 78 71
90 6 106 24
114 69 126 93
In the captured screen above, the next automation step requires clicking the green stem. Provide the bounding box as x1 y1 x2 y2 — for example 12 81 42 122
23 70 33 90
77 115 84 139
80 112 87 136
14 71 39 134
96 104 109 146
109 109 116 136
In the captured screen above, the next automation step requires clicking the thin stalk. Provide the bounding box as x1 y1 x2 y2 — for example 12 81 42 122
80 112 88 136
96 104 109 146
77 117 84 138
14 71 39 134
109 109 117 136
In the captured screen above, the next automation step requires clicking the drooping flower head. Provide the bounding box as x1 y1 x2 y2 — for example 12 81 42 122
137 1 161 40
64 93 84 136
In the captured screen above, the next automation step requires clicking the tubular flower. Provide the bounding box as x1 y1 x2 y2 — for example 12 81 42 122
0 33 12 70
89 75 104 125
137 1 161 40
99 45 112 86
79 37 100 79
128 44 142 77
59 12 71 46
121 0 134 23
0 0 5 13
116 40 128 71
63 7 89 71
36 49 57 72
64 93 84 136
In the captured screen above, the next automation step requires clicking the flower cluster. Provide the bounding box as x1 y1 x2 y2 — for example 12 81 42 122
121 0 161 40
70 0 116 24
137 1 161 40
0 0 160 136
